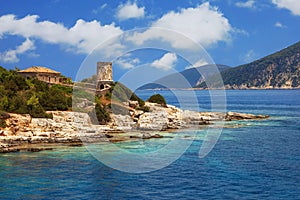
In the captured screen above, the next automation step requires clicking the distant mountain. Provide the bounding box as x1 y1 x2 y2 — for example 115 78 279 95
197 41 300 89
138 64 230 90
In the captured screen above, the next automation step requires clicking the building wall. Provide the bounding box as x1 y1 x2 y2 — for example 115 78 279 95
97 62 112 81
18 72 61 84
96 62 113 95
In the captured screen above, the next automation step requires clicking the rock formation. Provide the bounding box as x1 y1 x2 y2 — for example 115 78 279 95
0 103 269 153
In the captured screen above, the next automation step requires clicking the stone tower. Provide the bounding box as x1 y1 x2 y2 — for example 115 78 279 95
96 62 113 92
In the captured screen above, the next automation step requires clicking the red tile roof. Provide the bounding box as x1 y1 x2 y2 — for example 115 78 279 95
18 66 60 74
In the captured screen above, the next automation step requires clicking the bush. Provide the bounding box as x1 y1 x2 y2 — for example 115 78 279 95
136 106 150 112
93 102 111 125
147 94 167 107
130 93 145 107
0 119 6 128
110 83 130 103
0 110 10 128
51 84 73 94
109 82 144 106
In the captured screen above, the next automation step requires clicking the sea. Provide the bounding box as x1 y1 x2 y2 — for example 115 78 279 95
0 90 299 199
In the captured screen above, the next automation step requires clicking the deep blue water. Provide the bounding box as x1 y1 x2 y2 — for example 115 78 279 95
0 90 299 199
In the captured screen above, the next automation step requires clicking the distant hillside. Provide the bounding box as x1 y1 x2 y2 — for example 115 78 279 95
138 64 230 90
197 41 300 89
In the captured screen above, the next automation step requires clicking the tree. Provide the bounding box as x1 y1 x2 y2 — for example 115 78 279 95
0 95 9 111
95 103 111 125
39 87 69 111
26 94 39 110
0 67 70 118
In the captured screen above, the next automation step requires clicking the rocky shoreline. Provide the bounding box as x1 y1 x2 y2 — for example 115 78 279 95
143 87 300 90
0 102 269 153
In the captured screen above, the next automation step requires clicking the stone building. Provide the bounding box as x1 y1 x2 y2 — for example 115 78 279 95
18 66 63 84
96 62 113 93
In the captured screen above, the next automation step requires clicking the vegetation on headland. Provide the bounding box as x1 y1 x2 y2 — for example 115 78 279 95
0 67 72 119
94 82 149 121
93 98 111 125
0 67 151 126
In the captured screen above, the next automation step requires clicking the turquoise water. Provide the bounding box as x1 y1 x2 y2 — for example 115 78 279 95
0 90 299 199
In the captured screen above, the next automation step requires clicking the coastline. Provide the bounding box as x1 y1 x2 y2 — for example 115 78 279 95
139 87 300 91
0 102 269 153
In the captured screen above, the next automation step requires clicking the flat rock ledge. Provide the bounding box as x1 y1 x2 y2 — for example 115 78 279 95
0 103 269 153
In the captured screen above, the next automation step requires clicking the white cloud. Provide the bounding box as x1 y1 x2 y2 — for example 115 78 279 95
68 19 123 53
0 14 123 54
272 0 300 16
235 0 255 8
115 57 140 69
151 53 177 71
0 4 234 64
117 1 145 20
275 22 286 28
127 2 232 49
0 38 35 63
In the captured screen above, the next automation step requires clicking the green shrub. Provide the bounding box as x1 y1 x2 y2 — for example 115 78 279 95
110 83 130 103
51 84 73 94
39 87 70 111
89 102 111 125
147 94 167 107
130 93 145 107
0 110 9 128
136 106 150 112
0 120 6 128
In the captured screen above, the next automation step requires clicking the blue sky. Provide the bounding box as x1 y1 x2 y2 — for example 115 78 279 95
0 0 299 81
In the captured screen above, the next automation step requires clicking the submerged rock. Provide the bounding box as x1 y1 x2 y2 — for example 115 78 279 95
129 132 163 139
27 147 53 152
225 112 269 121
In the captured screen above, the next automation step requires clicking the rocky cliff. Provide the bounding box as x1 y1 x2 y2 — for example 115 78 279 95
0 111 110 151
197 41 300 89
0 103 269 152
